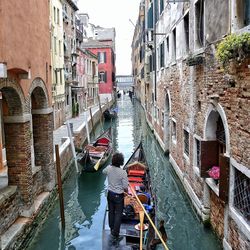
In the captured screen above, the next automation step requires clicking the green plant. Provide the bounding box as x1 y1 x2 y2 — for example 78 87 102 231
216 33 250 67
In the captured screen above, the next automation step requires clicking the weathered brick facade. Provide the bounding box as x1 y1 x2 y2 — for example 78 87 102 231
133 0 250 249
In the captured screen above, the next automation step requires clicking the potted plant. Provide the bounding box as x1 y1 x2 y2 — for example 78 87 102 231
207 166 220 185
216 33 250 72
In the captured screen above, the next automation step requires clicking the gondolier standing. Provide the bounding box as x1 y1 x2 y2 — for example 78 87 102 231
102 152 128 243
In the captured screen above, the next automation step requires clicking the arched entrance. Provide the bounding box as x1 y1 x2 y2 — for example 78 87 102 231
28 78 54 192
0 80 33 205
201 103 230 238
164 91 171 153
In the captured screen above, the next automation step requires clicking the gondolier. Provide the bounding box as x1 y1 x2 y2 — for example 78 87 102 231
102 152 128 244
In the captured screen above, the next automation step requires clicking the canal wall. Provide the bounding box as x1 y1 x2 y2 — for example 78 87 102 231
0 100 114 250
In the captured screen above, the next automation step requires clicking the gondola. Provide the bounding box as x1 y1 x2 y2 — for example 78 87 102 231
77 127 112 172
103 107 118 121
102 142 156 250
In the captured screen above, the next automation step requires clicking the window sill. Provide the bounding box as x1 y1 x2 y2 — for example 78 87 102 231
183 153 190 163
193 47 205 56
229 207 250 237
206 178 219 196
194 166 200 177
172 138 177 145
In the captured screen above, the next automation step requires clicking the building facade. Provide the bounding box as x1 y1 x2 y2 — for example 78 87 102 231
133 0 250 249
0 0 54 239
62 0 78 119
50 0 65 129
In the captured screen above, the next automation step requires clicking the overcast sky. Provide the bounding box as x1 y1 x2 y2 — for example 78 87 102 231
77 0 141 75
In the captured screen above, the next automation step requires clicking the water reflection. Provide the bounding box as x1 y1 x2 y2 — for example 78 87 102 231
28 95 221 250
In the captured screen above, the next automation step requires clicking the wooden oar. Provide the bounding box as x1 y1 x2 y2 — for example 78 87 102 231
129 184 169 250
93 153 105 171
139 211 145 250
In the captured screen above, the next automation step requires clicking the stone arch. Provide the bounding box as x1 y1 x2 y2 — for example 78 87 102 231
0 79 33 205
204 102 230 155
28 77 54 193
27 77 49 111
163 90 172 152
0 79 26 115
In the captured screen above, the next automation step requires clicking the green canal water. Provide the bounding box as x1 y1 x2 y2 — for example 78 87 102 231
27 95 222 250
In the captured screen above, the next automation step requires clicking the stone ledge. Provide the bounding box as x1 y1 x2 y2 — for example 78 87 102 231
1 217 32 250
0 186 17 206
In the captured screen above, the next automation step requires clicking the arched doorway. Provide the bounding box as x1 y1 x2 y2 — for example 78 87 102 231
29 78 54 192
0 82 33 205
201 103 230 238
164 91 171 153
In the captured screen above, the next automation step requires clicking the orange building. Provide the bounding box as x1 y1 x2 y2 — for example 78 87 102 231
0 0 54 236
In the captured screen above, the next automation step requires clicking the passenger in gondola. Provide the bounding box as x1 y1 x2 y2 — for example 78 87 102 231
102 152 128 244
149 220 168 250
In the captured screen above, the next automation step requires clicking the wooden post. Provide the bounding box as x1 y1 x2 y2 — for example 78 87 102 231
66 121 79 173
97 95 104 130
85 110 90 144
0 91 3 170
55 144 65 230
89 107 95 136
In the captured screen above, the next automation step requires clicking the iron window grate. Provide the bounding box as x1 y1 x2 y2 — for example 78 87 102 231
233 169 250 224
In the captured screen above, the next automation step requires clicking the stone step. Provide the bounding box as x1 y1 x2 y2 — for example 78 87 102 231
0 191 50 250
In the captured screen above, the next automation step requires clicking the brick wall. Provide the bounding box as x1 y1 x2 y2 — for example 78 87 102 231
5 122 33 205
0 187 20 234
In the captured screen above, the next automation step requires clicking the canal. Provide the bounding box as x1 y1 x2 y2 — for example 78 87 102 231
28 94 222 250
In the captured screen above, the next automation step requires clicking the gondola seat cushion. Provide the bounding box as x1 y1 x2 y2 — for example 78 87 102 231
128 169 145 176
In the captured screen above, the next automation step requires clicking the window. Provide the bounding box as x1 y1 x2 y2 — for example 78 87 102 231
195 0 204 48
234 169 250 223
184 13 189 54
54 7 56 23
59 40 61 56
184 129 189 156
195 138 201 168
160 0 164 14
172 28 176 61
237 0 250 28
54 37 57 54
165 36 169 64
172 120 176 142
161 111 164 127
160 41 165 68
57 8 60 24
99 71 107 83
54 70 58 84
98 52 106 63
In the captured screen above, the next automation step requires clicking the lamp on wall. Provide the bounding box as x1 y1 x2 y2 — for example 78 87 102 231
0 63 7 78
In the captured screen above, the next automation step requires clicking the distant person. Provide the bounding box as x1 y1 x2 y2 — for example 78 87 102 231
129 90 133 100
149 220 168 249
102 152 128 243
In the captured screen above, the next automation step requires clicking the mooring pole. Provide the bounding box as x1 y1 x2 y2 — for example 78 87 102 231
89 107 95 136
85 109 90 143
55 144 65 230
97 95 104 130
66 121 79 173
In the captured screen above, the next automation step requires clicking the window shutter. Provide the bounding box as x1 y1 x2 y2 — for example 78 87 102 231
219 154 230 203
104 52 106 63
200 141 218 177
104 71 107 82
98 52 100 63
98 72 100 83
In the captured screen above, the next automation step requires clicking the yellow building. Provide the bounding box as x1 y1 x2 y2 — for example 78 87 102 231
50 0 65 129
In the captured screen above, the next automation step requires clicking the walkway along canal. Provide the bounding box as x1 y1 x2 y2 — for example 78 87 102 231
27 94 222 250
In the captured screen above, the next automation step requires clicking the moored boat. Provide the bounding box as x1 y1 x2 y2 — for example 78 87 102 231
77 127 112 172
102 142 157 249
103 107 118 121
